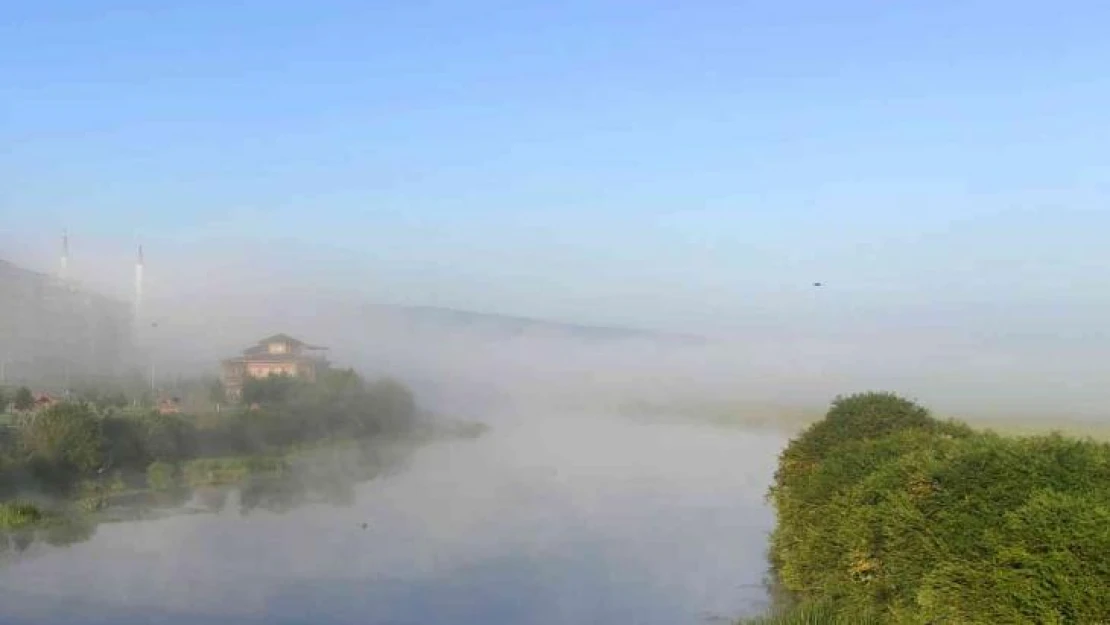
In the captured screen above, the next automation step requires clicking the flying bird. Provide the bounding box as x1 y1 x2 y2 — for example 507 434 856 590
813 282 824 287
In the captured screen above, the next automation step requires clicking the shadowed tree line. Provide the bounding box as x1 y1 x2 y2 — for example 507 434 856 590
741 392 1110 624
0 387 36 412
0 369 420 509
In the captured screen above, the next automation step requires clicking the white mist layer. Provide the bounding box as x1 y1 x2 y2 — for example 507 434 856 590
0 414 783 624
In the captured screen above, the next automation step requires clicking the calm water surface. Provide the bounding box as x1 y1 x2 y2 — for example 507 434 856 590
0 414 783 625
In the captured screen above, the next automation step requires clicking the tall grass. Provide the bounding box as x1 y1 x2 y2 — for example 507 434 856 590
758 392 1110 623
146 461 177 491
182 456 287 487
738 602 881 625
0 501 45 529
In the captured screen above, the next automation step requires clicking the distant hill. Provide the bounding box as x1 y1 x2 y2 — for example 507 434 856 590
0 258 133 386
373 304 708 345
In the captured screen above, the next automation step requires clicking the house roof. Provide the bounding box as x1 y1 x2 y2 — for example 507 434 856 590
252 333 327 350
233 334 326 354
257 333 305 346
224 353 326 364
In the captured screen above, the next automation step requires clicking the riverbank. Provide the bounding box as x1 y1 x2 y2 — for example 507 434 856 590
623 398 1110 442
743 392 1110 623
0 412 779 625
2 368 492 532
2 414 489 534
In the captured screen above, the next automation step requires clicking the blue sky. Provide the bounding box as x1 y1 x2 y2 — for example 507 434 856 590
2 0 1109 333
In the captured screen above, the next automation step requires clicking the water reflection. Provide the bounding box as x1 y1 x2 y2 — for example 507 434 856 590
2 439 416 558
0 416 783 625
1 515 95 556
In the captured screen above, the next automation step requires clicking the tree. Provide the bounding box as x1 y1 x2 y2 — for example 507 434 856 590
0 387 7 412
19 402 103 474
364 378 417 432
100 391 129 410
208 378 227 406
99 415 150 471
242 374 302 406
762 394 1110 623
142 412 197 462
13 387 34 412
78 387 102 407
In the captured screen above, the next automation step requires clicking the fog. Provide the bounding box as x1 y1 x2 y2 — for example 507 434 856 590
5 231 1110 421
0 415 783 624
134 281 1107 422
2 233 1109 623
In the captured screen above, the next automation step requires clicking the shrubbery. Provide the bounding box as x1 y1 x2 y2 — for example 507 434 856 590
758 392 1110 624
145 461 177 491
0 501 45 529
12 387 34 412
236 369 418 446
0 369 419 504
182 456 287 487
15 403 105 492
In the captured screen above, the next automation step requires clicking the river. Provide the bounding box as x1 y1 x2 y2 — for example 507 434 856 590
0 413 784 624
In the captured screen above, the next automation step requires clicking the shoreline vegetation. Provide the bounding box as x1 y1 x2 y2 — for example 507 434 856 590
622 398 1110 441
9 374 1106 622
740 392 1110 624
0 370 489 540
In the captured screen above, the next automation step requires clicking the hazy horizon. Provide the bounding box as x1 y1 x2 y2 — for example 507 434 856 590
4 1 1110 419
3 241 1110 422
5 4 1110 623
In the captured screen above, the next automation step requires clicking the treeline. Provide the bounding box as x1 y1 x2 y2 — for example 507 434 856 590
1 372 223 413
748 392 1110 624
0 369 420 504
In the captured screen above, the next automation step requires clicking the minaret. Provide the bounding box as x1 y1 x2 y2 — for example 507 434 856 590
134 244 144 324
60 230 70 281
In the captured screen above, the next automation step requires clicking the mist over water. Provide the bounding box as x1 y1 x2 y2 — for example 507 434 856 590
3 234 1108 624
0 413 782 625
4 1 1110 621
5 234 1109 420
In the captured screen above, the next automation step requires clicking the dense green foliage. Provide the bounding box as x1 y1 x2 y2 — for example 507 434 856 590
0 501 45 529
12 387 34 412
0 369 419 506
19 403 104 474
233 370 417 446
740 601 881 625
182 456 287 487
759 392 1110 624
145 461 177 491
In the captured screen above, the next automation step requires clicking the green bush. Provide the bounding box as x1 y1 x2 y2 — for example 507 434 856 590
225 369 419 452
242 374 304 406
737 601 880 625
915 489 1110 623
19 402 104 476
182 456 286 487
146 461 178 491
141 412 197 462
0 501 44 529
774 393 955 487
0 369 418 516
769 428 967 599
763 393 1110 623
99 415 150 471
12 387 33 412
